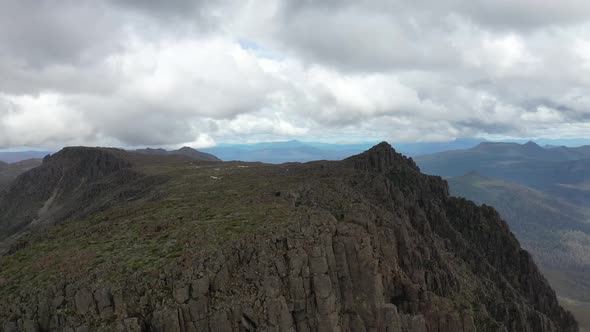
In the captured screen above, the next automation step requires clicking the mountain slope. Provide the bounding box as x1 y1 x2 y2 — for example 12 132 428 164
448 173 590 330
448 173 590 239
416 141 590 205
135 146 221 161
448 173 590 273
200 139 485 163
0 159 42 191
0 143 577 331
0 148 199 242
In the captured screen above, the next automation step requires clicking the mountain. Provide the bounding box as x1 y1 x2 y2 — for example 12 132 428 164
416 141 590 205
448 172 590 241
201 140 374 163
0 150 52 163
448 173 590 330
200 139 486 163
135 146 221 161
392 138 486 156
470 141 590 161
0 143 577 331
0 148 202 241
0 158 42 191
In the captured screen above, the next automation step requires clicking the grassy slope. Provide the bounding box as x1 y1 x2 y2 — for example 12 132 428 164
0 159 301 295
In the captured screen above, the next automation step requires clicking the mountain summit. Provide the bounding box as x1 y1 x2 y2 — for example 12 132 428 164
135 146 220 161
345 141 419 172
0 142 578 331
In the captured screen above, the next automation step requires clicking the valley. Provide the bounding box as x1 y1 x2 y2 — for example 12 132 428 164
416 142 590 330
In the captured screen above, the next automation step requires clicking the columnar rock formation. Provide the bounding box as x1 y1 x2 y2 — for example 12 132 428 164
0 143 578 331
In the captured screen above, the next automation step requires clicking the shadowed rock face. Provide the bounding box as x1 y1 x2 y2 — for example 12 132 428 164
0 147 139 239
345 141 420 173
0 158 42 191
0 143 578 331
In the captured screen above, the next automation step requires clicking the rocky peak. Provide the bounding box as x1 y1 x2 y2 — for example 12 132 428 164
41 147 131 180
345 141 419 172
522 140 544 151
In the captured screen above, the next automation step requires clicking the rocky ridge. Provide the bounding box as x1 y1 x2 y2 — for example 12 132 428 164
0 147 166 241
0 142 578 331
134 147 221 162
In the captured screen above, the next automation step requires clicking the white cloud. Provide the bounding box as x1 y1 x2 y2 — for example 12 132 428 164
521 106 564 123
0 93 94 147
180 133 216 149
0 0 590 149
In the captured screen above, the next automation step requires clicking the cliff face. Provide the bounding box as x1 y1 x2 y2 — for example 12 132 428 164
0 143 577 331
0 147 158 240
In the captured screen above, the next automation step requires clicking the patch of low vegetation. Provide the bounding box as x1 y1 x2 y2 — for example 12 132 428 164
0 162 298 295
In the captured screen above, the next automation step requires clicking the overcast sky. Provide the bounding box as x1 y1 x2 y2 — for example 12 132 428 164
1 0 590 149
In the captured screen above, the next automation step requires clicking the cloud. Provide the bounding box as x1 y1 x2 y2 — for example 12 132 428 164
0 1 125 67
1 0 590 149
0 93 95 147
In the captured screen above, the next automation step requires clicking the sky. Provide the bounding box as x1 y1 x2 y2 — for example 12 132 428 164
1 0 590 149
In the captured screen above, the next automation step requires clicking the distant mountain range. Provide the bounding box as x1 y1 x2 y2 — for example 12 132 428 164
416 141 590 206
0 159 42 191
134 146 221 161
199 138 489 163
201 140 373 163
2 137 589 164
0 151 51 163
201 138 590 163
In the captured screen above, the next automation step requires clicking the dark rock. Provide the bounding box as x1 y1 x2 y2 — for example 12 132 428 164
74 289 95 315
151 308 182 332
93 288 112 312
173 283 190 304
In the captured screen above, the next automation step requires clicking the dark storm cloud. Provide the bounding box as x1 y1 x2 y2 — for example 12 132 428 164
0 1 124 67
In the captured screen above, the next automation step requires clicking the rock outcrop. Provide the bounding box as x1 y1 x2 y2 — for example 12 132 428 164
0 147 150 239
0 143 578 331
